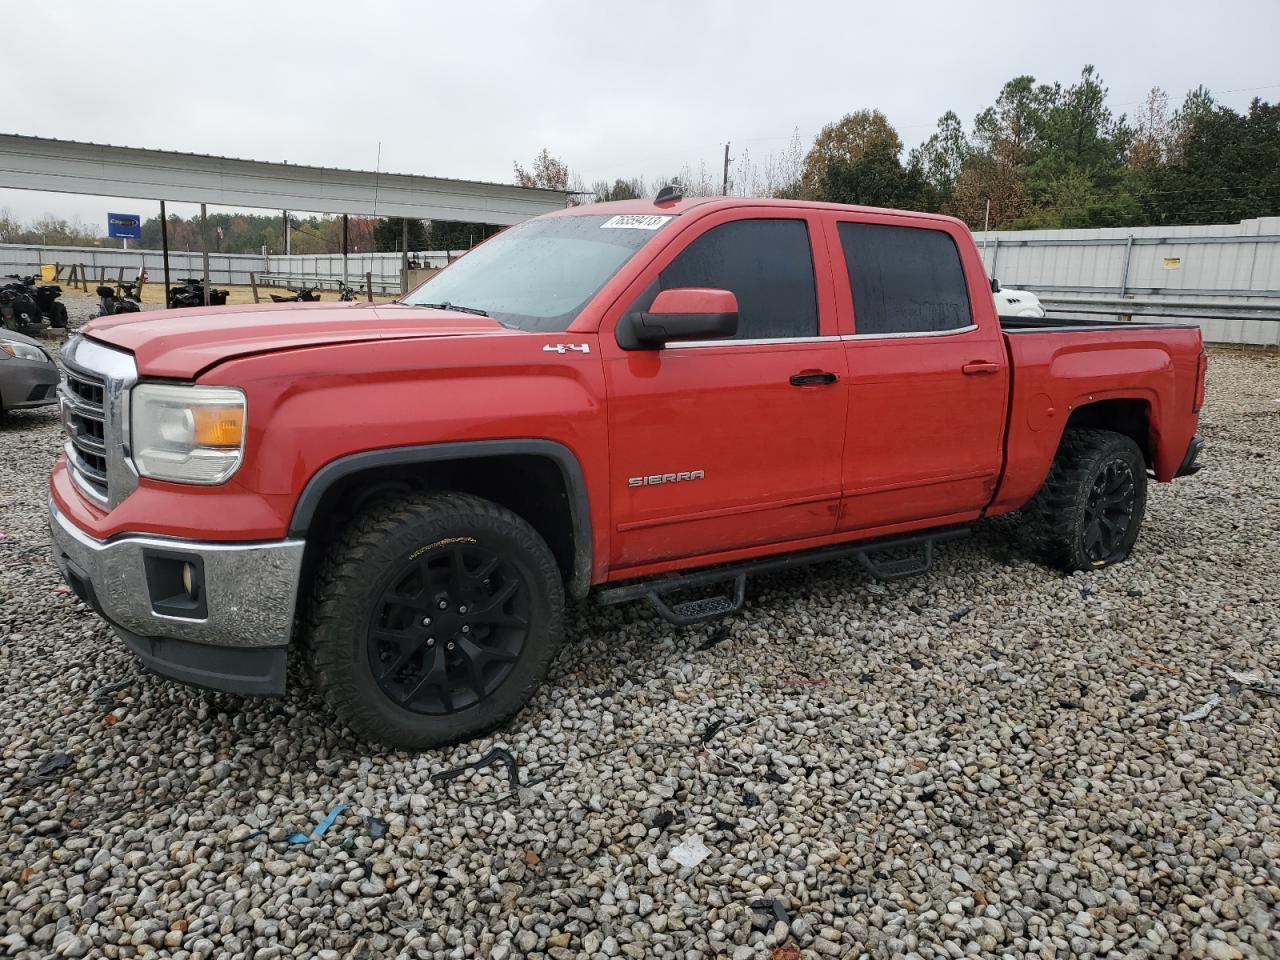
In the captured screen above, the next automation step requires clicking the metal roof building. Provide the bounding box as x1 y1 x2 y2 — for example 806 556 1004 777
0 134 569 224
0 133 569 299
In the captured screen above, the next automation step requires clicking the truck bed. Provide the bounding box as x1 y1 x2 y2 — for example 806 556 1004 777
987 317 1205 516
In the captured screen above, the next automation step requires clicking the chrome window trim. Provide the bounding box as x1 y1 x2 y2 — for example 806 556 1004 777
843 323 978 341
665 335 842 349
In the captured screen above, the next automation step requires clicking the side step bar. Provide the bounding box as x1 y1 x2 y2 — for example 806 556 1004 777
597 527 969 626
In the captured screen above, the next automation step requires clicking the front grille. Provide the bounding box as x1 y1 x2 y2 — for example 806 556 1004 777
58 337 138 509
62 363 111 502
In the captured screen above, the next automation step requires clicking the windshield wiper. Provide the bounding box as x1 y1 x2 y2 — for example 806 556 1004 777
414 301 490 317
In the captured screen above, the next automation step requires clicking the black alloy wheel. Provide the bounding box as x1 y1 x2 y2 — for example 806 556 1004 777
1024 428 1148 572
367 541 531 715
1080 458 1136 564
306 491 565 750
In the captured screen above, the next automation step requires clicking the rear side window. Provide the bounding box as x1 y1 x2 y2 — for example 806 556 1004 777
658 219 818 340
837 222 972 335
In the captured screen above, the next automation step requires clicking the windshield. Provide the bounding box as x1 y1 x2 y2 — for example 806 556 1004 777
402 213 674 331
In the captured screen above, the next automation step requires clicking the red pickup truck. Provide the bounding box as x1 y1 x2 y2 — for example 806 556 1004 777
50 195 1206 749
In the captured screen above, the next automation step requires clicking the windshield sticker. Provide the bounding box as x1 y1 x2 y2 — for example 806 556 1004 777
601 214 672 230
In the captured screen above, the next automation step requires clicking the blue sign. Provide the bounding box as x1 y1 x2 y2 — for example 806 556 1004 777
107 213 141 239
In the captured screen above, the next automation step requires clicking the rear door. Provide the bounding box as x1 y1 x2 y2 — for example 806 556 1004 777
601 210 848 570
826 215 1009 532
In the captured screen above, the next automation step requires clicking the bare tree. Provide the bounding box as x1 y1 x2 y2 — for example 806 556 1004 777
1128 87 1172 168
514 148 571 191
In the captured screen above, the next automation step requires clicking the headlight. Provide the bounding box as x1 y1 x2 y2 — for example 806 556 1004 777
131 383 246 484
1 338 48 362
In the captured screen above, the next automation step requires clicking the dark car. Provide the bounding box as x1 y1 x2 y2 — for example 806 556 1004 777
0 328 59 416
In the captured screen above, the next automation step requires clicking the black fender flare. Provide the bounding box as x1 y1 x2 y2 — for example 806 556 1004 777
288 439 593 598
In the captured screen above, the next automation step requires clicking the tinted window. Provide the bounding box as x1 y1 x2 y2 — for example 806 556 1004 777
658 219 818 340
837 222 972 335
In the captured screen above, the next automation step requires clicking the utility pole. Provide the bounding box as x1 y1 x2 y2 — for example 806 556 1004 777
722 142 732 195
283 210 291 255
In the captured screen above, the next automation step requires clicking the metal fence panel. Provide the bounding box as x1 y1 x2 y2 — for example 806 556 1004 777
976 217 1280 346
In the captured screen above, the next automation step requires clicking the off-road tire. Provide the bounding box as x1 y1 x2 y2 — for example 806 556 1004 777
1025 428 1147 572
49 302 68 328
305 492 564 750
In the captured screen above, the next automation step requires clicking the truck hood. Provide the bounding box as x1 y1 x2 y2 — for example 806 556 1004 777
84 301 512 378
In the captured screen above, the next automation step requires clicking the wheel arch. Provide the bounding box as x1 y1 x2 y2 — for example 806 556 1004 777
1059 396 1154 465
290 440 592 598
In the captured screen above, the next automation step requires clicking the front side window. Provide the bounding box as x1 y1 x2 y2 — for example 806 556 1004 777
655 219 819 340
838 222 972 335
403 214 672 332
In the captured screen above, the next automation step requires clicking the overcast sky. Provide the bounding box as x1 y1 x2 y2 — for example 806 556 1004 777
4 0 1278 230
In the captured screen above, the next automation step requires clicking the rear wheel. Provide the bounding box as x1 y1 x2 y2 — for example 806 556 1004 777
1025 428 1147 571
306 492 564 749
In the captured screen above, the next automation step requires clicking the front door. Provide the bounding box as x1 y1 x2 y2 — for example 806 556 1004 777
601 212 848 570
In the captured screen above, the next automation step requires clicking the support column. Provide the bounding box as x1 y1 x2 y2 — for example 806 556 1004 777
160 199 171 306
200 203 210 306
342 213 349 285
1118 234 1135 296
401 219 410 295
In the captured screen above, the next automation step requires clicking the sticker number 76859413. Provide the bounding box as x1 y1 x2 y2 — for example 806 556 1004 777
600 214 672 230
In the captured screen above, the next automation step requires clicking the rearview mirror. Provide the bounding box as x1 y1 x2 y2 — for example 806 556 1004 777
623 288 738 348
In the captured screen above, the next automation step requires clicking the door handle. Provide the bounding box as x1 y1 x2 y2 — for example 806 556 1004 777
961 361 1001 375
790 371 839 386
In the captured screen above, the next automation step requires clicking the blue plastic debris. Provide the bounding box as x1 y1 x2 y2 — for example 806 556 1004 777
288 804 348 845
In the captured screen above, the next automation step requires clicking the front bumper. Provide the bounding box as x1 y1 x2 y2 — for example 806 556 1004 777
48 497 305 695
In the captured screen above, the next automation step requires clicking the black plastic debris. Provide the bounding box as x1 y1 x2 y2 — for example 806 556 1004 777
699 624 730 650
908 657 923 670
432 747 522 791
1130 688 1148 702
92 680 131 707
763 770 787 785
950 607 973 622
32 752 73 782
701 718 727 743
366 816 388 839
742 791 761 808
751 898 790 927
431 747 564 801
713 816 737 831
652 810 675 830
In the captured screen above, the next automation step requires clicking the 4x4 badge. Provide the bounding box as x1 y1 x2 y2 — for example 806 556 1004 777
543 343 590 354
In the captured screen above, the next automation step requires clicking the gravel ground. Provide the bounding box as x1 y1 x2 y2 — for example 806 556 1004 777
1 300 1277 960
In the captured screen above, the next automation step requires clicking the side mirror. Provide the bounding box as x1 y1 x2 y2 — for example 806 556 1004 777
990 277 1001 293
623 288 738 347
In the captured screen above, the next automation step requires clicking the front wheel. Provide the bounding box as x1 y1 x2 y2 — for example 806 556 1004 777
1025 428 1148 572
305 492 564 749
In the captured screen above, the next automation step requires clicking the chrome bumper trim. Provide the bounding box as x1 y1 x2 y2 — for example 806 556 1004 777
49 498 305 649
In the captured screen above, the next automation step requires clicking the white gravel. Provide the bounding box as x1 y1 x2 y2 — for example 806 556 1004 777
1 299 1277 959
